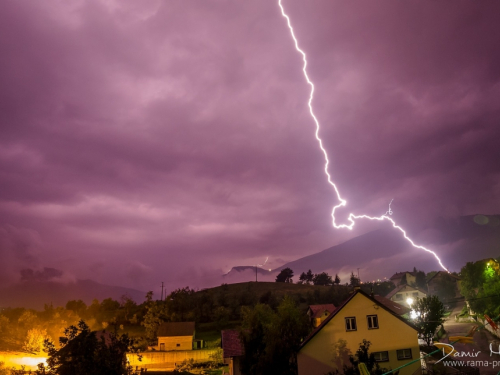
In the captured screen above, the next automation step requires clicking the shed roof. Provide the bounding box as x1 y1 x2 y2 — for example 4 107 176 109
221 329 244 358
157 321 195 337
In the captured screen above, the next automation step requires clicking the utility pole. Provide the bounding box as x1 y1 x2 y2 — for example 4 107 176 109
161 282 164 301
255 266 258 282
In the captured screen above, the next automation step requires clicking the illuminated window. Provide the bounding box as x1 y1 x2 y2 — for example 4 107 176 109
397 349 412 360
373 351 389 362
367 315 379 329
345 317 357 331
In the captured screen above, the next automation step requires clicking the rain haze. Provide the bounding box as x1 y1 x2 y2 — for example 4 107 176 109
1 0 500 298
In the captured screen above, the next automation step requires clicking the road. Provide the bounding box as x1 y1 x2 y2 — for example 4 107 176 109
440 302 500 375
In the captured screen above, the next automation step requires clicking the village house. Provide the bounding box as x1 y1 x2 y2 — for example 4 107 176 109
150 321 199 351
386 284 427 307
128 321 215 371
427 271 461 298
221 330 244 375
389 271 416 287
307 304 336 328
297 289 420 375
373 295 410 316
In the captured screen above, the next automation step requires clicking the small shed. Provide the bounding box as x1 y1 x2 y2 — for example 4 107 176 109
221 330 244 375
155 321 196 351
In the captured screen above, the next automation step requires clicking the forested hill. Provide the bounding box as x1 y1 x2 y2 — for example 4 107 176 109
0 279 146 309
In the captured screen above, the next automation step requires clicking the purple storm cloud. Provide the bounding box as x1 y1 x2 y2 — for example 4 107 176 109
1 0 499 292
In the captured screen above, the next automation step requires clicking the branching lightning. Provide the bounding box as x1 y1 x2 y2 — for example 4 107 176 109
256 257 269 268
277 0 448 272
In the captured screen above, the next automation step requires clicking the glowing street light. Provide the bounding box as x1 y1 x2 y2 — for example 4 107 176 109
406 297 414 307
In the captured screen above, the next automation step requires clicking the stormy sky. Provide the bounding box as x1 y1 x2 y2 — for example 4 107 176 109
1 0 499 292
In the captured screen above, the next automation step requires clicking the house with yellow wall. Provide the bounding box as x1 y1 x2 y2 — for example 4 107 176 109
307 304 336 328
297 289 420 375
152 321 197 351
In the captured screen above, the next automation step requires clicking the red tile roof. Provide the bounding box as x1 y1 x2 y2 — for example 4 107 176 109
374 295 410 315
222 330 244 358
308 304 336 319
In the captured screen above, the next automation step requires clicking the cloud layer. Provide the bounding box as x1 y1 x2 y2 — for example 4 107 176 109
1 0 499 291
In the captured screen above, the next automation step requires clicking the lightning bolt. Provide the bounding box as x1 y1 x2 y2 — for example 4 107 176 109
256 257 269 268
277 0 448 272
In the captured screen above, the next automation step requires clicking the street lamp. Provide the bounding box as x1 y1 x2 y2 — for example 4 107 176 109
406 297 414 307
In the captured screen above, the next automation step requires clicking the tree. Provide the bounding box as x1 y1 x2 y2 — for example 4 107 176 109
413 268 427 290
313 272 333 286
65 300 87 316
460 260 500 316
305 269 314 284
298 272 307 284
349 272 360 287
23 328 48 353
212 306 230 332
239 296 309 375
239 304 274 375
334 274 341 285
36 320 134 375
340 339 393 375
141 301 168 342
264 296 310 375
120 295 137 321
275 268 294 283
412 295 446 346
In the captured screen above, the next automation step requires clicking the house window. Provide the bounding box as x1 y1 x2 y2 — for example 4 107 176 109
345 317 357 331
413 292 418 298
373 351 389 362
397 349 412 360
367 315 379 329
395 294 403 301
176 343 180 347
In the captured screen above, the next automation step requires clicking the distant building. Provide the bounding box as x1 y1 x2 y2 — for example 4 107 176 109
386 284 427 307
389 271 416 286
373 295 410 316
307 304 336 328
427 271 461 298
297 289 420 375
151 321 197 351
221 330 244 375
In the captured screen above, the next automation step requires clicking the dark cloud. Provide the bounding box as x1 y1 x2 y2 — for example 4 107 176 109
0 0 499 291
20 267 63 283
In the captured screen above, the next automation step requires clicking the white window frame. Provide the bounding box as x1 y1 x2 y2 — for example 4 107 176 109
397 349 412 360
345 317 357 331
373 351 389 362
367 314 379 329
